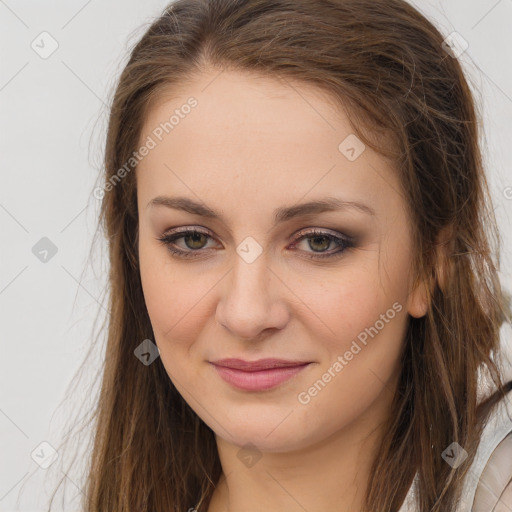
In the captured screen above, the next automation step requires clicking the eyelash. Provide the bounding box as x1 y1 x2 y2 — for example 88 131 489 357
156 227 355 261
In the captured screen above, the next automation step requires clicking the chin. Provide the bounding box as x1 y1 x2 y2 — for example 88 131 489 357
208 410 318 454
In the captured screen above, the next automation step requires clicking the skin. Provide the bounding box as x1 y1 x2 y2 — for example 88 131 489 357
136 67 429 512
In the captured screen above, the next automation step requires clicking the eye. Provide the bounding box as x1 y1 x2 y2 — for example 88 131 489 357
290 228 355 260
156 227 355 260
156 227 217 259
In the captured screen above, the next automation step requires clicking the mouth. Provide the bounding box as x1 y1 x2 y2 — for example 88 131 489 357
209 358 313 391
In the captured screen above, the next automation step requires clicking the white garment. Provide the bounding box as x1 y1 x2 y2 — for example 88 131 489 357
398 389 512 512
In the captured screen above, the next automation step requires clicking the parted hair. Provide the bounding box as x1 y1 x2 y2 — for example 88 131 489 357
48 1 512 511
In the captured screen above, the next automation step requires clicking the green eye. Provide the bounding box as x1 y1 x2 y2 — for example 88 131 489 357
156 227 355 261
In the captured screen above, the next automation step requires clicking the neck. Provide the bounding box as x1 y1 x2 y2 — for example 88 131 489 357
206 389 393 512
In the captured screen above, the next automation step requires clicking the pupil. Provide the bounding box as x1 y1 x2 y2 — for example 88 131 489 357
182 233 332 252
310 236 329 252
186 233 206 249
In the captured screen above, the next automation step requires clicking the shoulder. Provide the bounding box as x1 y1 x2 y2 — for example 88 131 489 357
470 386 512 512
399 387 512 512
472 432 512 511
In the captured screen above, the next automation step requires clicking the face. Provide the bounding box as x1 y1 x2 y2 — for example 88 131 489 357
136 68 427 453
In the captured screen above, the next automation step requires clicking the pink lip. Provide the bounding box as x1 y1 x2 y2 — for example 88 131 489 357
210 358 312 391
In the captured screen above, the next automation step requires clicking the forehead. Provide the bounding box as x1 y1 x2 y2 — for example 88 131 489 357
136 69 402 220
141 69 348 148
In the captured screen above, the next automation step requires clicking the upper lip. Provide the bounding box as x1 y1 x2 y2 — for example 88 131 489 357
210 358 311 371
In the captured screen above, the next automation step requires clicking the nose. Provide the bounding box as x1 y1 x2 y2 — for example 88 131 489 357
215 252 290 341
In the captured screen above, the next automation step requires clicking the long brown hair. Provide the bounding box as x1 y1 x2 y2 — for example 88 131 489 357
46 0 512 510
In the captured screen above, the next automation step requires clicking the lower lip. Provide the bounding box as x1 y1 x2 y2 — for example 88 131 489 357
211 363 311 391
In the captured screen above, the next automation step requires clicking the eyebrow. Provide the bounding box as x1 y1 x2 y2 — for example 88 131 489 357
146 195 375 223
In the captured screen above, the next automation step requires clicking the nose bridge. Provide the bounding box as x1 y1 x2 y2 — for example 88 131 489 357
232 247 270 296
216 245 288 339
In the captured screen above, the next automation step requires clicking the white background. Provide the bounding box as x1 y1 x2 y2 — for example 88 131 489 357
1 0 511 510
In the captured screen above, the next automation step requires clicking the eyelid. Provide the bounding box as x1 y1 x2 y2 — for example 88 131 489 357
292 226 354 241
157 225 356 260
160 225 353 242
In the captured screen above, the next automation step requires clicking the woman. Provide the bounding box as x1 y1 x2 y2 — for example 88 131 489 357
56 0 512 510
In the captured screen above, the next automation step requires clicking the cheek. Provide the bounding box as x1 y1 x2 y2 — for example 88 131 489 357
294 292 407 444
138 243 214 356
139 259 216 401
309 263 406 351
294 262 409 413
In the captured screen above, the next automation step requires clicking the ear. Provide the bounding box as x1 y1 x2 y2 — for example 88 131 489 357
407 273 430 319
407 225 454 319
